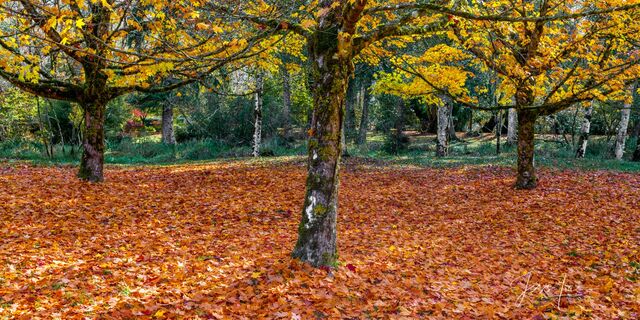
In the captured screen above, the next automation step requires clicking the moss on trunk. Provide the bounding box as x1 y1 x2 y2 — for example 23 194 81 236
78 100 106 182
291 14 352 267
515 109 537 189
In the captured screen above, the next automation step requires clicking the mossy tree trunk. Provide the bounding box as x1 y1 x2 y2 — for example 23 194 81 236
515 108 538 189
78 99 107 182
292 5 354 267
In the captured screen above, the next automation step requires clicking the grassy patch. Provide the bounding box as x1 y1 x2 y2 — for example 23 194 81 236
2 133 639 172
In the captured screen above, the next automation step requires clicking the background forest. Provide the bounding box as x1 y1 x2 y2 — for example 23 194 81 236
1 63 639 170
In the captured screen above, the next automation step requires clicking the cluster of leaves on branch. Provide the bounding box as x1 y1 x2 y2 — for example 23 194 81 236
375 0 640 110
1 161 639 318
0 0 271 98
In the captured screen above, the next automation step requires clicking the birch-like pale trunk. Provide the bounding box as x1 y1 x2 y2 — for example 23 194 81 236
507 108 517 145
614 101 631 160
575 102 594 158
252 74 264 157
436 103 449 157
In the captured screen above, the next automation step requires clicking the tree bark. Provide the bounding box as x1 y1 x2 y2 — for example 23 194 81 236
292 25 352 267
507 108 517 144
515 109 538 189
575 102 594 158
436 103 449 157
252 74 264 157
614 102 631 160
161 104 176 145
356 82 370 145
78 100 106 182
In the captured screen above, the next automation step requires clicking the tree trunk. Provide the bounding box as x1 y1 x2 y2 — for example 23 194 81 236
252 74 264 157
292 32 351 267
614 102 631 160
161 104 176 145
356 83 370 145
281 61 292 140
78 101 106 182
515 109 537 189
507 108 517 144
575 103 594 158
436 103 449 157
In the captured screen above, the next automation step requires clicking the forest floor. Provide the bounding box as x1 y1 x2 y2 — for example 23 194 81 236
1 159 639 319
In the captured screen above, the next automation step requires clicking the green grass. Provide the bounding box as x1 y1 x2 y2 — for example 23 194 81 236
0 135 308 167
1 133 639 173
344 133 640 172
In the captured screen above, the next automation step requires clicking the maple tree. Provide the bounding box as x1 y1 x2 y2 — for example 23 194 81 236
1 161 639 318
208 0 640 267
0 0 270 181
375 0 640 188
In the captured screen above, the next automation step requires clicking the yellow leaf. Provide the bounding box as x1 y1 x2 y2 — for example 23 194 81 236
154 309 166 318
100 0 113 10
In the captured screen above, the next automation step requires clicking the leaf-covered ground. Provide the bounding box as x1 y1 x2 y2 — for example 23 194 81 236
1 160 639 319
